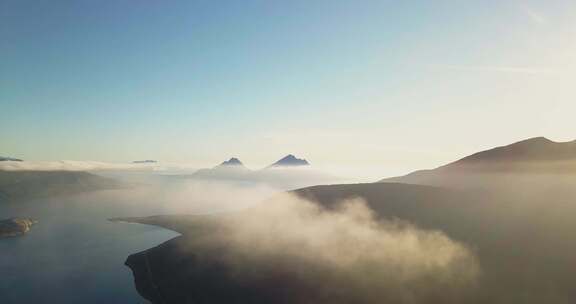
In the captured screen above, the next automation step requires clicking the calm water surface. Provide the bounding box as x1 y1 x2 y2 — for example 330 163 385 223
0 177 276 304
0 191 180 304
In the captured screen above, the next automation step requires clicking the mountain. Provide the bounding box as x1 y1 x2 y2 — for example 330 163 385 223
185 156 340 189
120 179 576 304
132 160 157 164
189 158 251 180
455 137 576 163
0 157 22 162
116 137 576 304
247 154 320 188
267 154 310 168
381 137 576 188
0 170 123 202
121 183 470 304
219 157 244 166
256 155 345 189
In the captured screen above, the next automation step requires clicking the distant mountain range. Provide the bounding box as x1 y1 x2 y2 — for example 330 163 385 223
190 154 310 179
188 155 340 188
132 160 158 164
0 157 22 162
381 137 576 188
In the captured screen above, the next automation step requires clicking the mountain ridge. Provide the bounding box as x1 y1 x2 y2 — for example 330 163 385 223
451 137 576 164
381 137 576 187
187 155 339 189
0 157 23 162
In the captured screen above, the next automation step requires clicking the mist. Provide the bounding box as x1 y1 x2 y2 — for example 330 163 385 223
7 165 576 303
0 177 281 303
0 160 151 172
132 188 480 304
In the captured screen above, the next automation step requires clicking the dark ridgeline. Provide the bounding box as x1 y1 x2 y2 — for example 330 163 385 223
454 137 576 163
0 170 122 202
382 137 576 188
123 137 576 304
132 160 158 164
0 157 23 162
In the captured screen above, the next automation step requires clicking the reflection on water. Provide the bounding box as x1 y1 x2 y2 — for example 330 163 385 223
0 191 180 304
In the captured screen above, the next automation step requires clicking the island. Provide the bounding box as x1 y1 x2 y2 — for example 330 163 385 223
0 218 37 238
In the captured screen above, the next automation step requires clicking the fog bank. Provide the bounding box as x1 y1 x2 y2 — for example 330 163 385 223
167 193 480 303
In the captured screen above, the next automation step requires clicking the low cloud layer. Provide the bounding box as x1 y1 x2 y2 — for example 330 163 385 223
0 160 149 172
171 193 480 303
0 160 205 173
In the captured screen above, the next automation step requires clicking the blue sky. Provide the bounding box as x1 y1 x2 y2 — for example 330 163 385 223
2 0 576 178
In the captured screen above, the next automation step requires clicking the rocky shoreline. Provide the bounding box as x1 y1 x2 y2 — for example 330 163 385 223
0 218 37 238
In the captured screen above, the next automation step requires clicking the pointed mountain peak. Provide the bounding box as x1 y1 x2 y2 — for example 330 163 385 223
453 137 576 164
269 154 310 167
219 157 244 167
511 137 554 146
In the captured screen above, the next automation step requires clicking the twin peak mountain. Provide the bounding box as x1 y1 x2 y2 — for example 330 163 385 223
190 154 318 185
217 154 310 169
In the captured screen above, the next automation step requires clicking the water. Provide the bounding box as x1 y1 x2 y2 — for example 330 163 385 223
0 191 180 304
0 176 280 304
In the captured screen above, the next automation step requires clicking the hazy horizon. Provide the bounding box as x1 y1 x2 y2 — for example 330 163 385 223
3 0 576 179
2 136 576 180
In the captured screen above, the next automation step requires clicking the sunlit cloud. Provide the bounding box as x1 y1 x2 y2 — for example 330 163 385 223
0 160 146 171
0 160 200 172
170 194 480 302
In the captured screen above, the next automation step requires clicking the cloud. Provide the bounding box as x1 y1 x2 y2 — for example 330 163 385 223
0 160 153 172
0 160 206 172
171 193 480 303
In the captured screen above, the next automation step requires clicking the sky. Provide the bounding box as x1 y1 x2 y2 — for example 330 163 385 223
1 0 576 179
